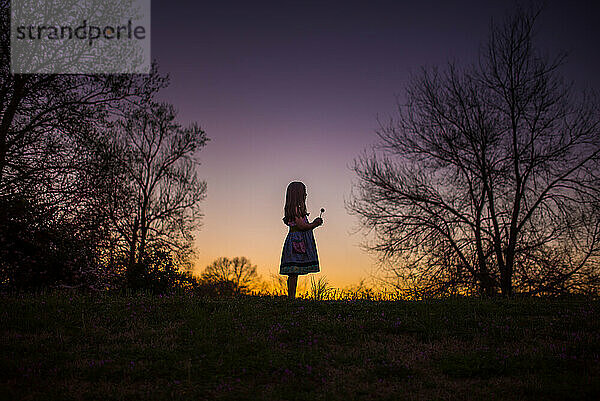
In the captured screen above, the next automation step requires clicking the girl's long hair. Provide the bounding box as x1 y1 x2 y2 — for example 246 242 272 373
283 181 308 224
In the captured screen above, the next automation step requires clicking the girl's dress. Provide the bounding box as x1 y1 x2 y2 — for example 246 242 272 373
280 215 320 275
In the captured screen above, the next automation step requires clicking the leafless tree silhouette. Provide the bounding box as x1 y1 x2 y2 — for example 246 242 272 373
100 102 208 286
0 1 172 289
349 5 600 297
201 257 260 294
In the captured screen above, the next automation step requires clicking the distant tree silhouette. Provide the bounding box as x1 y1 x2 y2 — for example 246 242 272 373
349 5 600 297
201 257 260 294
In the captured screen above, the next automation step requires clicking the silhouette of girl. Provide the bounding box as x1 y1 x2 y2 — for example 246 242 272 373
280 181 323 299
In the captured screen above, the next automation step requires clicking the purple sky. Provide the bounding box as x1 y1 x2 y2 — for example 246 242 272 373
150 0 600 288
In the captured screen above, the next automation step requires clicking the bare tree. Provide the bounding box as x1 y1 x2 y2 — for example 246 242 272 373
349 5 600 297
101 102 208 286
201 257 260 294
0 1 169 288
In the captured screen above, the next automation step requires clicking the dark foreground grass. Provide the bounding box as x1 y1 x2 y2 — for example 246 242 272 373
1 292 599 400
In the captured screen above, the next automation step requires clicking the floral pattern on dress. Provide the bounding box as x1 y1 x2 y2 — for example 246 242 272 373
279 215 320 275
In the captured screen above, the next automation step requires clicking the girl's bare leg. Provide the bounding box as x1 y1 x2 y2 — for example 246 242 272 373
287 274 298 299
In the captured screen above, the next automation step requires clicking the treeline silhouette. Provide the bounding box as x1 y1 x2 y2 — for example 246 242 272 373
0 2 211 292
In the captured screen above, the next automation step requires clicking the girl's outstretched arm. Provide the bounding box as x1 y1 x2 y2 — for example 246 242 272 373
293 216 323 231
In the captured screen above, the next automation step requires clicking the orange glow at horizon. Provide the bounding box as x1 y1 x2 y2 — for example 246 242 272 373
188 130 379 289
148 0 600 294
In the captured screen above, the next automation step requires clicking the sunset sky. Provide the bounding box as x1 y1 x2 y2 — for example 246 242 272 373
150 0 600 288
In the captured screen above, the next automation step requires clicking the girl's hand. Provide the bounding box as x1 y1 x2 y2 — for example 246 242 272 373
314 217 323 226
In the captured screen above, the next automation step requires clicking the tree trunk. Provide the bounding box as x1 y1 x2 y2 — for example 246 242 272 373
136 194 149 291
127 215 139 287
137 201 148 266
0 75 26 184
502 249 515 297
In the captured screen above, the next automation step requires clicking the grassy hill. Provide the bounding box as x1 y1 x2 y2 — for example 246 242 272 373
1 292 599 400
